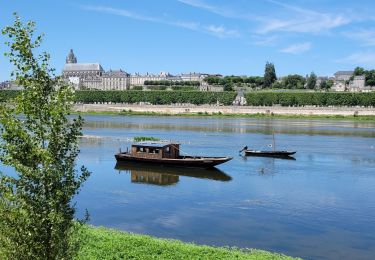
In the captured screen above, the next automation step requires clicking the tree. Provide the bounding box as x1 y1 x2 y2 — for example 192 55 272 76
282 74 306 89
306 72 317 89
263 62 277 88
223 82 234 91
0 14 90 259
320 80 333 91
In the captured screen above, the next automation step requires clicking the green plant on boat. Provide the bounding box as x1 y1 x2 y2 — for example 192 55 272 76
133 136 161 142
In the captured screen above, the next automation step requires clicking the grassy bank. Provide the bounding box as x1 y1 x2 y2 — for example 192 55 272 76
77 225 298 260
74 110 375 121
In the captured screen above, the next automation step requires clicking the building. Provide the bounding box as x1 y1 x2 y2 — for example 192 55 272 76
102 70 130 90
334 71 353 82
130 72 169 86
180 72 207 82
62 49 130 90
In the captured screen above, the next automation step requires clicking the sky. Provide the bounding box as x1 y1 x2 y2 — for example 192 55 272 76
1 0 375 81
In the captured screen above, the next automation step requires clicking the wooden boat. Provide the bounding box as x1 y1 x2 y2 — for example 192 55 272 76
243 150 296 158
115 142 232 168
115 162 232 185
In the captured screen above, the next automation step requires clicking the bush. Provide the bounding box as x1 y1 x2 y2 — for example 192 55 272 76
73 90 237 105
245 92 375 107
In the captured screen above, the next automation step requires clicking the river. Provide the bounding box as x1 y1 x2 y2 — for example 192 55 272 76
10 115 375 259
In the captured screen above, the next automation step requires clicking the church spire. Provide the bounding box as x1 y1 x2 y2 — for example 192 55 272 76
66 49 77 64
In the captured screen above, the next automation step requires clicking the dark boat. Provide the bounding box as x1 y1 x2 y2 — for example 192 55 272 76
243 150 296 158
115 162 232 185
115 142 232 168
240 132 296 159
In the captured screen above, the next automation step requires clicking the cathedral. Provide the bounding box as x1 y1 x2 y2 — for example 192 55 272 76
62 49 130 90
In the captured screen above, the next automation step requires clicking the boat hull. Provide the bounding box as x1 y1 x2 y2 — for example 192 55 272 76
115 153 232 168
244 150 296 158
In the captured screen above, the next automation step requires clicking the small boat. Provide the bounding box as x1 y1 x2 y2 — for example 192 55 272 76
243 150 296 157
115 142 232 168
240 132 296 159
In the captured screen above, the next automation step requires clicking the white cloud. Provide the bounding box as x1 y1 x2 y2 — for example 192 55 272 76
343 29 375 46
280 42 311 54
337 51 375 65
256 1 351 34
177 0 238 19
81 5 239 38
203 25 240 38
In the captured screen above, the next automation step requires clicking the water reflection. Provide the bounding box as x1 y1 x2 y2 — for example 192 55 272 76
115 162 232 185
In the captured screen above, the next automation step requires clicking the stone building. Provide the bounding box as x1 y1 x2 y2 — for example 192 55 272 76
130 72 169 86
102 70 130 90
62 49 130 90
334 71 353 82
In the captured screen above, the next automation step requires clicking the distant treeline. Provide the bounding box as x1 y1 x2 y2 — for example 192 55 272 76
144 80 200 86
1 90 374 106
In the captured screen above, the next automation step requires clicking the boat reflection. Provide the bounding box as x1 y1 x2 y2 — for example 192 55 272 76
114 162 232 186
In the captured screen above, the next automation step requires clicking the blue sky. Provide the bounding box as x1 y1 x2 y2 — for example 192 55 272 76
1 0 375 81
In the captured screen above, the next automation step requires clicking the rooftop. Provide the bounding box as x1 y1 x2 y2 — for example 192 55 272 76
63 63 104 72
132 142 179 148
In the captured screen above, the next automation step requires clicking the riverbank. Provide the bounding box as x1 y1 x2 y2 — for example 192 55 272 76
74 104 375 121
77 225 298 260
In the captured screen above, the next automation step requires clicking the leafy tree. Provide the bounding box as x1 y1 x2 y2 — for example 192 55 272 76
223 82 234 91
353 66 365 76
306 72 317 89
0 14 90 259
282 74 306 89
320 80 334 91
263 62 277 88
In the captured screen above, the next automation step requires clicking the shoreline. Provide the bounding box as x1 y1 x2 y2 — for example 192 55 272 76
76 225 298 259
73 104 375 121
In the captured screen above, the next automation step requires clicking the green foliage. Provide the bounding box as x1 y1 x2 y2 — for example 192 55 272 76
0 89 18 102
171 86 197 91
223 82 234 91
351 66 375 86
263 62 277 88
0 14 90 259
133 136 161 142
144 80 200 86
306 72 317 89
131 86 143 90
245 92 375 106
203 76 264 88
281 75 306 89
76 225 298 260
74 90 237 105
319 80 333 90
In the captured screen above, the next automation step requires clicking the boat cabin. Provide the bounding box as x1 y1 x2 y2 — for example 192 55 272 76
130 142 180 159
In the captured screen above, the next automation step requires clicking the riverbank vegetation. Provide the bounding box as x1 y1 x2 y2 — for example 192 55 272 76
1 90 374 107
76 225 298 260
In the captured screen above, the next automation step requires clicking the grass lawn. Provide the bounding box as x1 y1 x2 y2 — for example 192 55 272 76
76 225 300 260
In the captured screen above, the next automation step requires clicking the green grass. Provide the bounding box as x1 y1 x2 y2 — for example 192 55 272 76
76 225 299 260
74 110 375 122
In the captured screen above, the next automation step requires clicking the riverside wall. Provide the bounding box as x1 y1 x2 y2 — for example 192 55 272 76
74 104 375 116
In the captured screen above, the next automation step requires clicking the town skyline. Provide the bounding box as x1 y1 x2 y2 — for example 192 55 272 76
1 0 375 81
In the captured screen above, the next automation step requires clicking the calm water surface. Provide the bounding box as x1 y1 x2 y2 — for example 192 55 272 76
30 116 375 259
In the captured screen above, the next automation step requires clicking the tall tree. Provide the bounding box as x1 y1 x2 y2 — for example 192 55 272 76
306 72 317 89
263 62 277 88
0 14 90 259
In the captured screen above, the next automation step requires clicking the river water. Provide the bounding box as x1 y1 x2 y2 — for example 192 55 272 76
8 115 375 259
